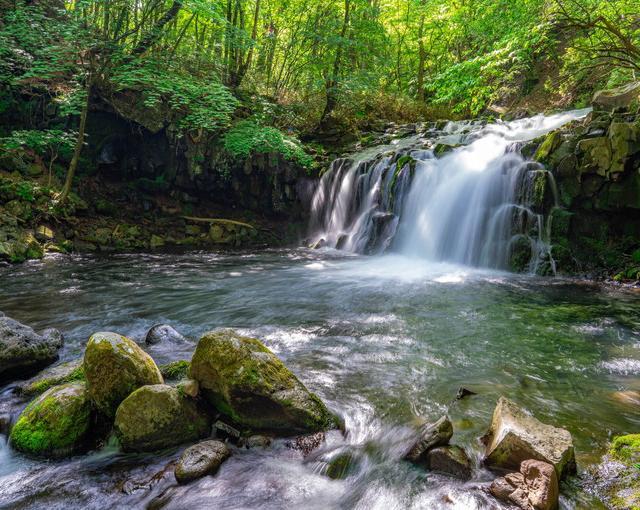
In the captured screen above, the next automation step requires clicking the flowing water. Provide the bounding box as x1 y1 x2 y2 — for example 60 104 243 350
1 250 640 509
309 109 591 273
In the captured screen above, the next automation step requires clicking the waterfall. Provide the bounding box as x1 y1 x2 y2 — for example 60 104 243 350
308 109 591 273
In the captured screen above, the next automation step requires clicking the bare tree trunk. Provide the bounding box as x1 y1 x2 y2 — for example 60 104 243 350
130 0 182 57
416 12 426 101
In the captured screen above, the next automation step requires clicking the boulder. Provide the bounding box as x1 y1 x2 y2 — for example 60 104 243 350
174 440 231 484
242 435 272 449
19 359 84 397
190 330 336 435
145 324 187 345
9 382 93 457
177 378 199 398
83 332 163 418
404 415 453 464
326 451 358 479
159 360 190 380
576 137 611 176
287 431 326 457
426 445 472 480
592 82 640 111
490 459 559 510
482 397 575 479
114 384 210 452
0 316 64 382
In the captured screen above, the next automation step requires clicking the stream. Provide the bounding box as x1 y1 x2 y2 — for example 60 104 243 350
1 250 640 508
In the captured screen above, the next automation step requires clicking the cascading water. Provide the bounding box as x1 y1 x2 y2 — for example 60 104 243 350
308 109 591 273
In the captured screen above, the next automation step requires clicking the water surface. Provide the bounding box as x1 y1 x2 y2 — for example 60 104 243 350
1 249 639 509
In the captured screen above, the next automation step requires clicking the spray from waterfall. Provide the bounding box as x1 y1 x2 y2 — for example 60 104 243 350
308 109 590 273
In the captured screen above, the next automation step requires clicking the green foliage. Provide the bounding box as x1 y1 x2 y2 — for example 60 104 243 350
0 129 75 162
223 120 313 168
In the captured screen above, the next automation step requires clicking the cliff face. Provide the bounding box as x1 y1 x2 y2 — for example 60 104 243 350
527 86 640 277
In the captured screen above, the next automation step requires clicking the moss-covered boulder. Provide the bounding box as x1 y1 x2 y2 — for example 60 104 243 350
190 330 336 435
159 360 190 381
19 359 85 397
9 382 93 457
83 332 163 418
114 384 210 452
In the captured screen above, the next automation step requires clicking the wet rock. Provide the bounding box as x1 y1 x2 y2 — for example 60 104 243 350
0 315 64 383
159 360 190 380
190 330 336 435
9 382 93 457
242 435 272 449
174 440 231 484
426 445 472 480
83 332 163 418
19 359 84 397
593 82 640 111
577 137 611 176
114 384 210 452
213 420 242 443
35 225 54 242
404 415 453 464
287 431 326 457
482 397 575 479
456 387 477 400
309 238 326 249
490 459 559 510
145 324 187 345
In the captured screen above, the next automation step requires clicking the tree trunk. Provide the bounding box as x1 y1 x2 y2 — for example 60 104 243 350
130 0 183 57
417 12 426 101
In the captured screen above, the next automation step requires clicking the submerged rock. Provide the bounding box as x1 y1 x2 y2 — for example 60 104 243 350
190 330 336 435
426 445 472 480
404 415 453 465
175 440 231 484
145 324 186 345
482 397 575 479
0 315 64 383
84 332 163 418
287 431 326 457
114 384 210 452
10 382 93 457
490 459 559 510
19 359 84 397
326 451 359 479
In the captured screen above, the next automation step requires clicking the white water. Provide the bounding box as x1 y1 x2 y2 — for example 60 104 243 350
308 109 591 273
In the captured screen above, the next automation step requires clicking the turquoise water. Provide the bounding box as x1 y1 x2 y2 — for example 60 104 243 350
1 249 639 508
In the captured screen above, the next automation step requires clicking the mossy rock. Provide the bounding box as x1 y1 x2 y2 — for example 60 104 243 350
159 360 190 381
190 330 336 435
20 359 85 397
9 382 93 457
114 384 210 452
83 332 163 418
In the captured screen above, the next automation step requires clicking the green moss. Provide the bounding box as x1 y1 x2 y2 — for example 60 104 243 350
534 131 561 163
159 360 190 380
10 382 92 457
611 434 640 462
22 361 85 396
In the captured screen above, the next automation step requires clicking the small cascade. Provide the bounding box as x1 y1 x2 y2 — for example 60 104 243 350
308 109 590 273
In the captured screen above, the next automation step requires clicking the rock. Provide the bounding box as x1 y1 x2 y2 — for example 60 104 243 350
577 137 611 176
9 382 93 457
404 415 453 464
326 451 358 479
213 419 242 443
482 397 575 479
0 316 64 383
83 332 163 418
114 384 210 452
608 122 640 174
174 440 231 484
145 324 186 345
159 360 190 381
190 330 336 435
287 431 326 457
35 226 54 242
593 82 640 111
456 387 477 400
177 378 199 398
426 445 472 480
490 459 559 510
19 359 84 397
242 435 272 449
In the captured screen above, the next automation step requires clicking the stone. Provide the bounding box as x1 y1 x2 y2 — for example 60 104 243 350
159 360 190 380
83 332 163 418
326 451 358 480
242 435 272 449
213 420 242 443
190 330 336 435
593 82 640 111
174 440 231 484
9 382 93 458
19 359 84 397
114 384 210 452
608 122 640 174
177 378 199 398
490 459 559 510
482 397 576 479
577 137 611 176
144 324 187 345
426 445 472 480
0 316 64 382
287 431 326 457
404 415 453 464
35 225 55 242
